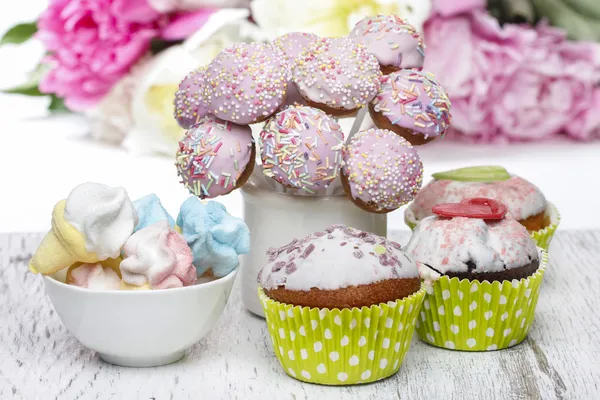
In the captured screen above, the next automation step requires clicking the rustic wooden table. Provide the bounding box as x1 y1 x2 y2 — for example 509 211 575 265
1 231 599 400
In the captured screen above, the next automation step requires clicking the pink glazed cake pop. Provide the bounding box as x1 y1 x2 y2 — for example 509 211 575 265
370 70 452 145
259 105 345 193
174 67 210 129
350 15 425 74
293 37 382 116
202 42 292 124
272 32 320 107
176 116 255 199
341 128 423 213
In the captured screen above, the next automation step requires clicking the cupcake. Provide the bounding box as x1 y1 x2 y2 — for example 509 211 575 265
257 225 425 385
405 166 560 249
405 198 548 351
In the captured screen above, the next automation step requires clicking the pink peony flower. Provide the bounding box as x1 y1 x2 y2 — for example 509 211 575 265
424 3 600 142
38 0 163 111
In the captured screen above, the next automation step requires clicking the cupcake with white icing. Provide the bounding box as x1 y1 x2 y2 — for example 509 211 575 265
257 225 425 385
405 166 560 249
406 198 548 352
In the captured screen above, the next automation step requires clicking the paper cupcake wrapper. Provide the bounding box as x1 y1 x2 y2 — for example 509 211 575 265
259 287 425 385
416 249 548 351
404 203 560 250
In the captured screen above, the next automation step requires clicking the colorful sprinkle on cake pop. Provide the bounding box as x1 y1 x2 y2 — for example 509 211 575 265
174 67 209 129
272 32 320 108
293 37 382 116
176 116 255 199
273 32 319 60
260 105 345 193
341 128 423 213
369 70 451 145
350 15 425 73
202 43 292 124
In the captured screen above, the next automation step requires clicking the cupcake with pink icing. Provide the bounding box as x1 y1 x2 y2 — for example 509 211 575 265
370 70 451 146
293 37 382 116
120 220 197 290
176 116 255 199
259 105 345 192
203 42 292 124
174 67 209 129
405 166 560 249
341 128 423 213
350 15 425 74
406 197 548 351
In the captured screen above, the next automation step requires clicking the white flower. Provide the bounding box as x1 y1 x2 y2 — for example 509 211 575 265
251 0 432 39
86 9 260 155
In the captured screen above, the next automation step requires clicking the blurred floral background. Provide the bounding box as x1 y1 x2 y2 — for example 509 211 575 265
2 0 599 155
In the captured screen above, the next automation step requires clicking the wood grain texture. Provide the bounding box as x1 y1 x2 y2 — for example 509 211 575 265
1 231 599 400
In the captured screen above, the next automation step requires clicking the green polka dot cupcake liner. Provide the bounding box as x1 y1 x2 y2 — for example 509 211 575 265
405 203 560 251
416 249 548 351
259 287 426 385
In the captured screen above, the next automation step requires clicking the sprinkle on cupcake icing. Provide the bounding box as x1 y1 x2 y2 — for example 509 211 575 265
293 37 382 110
408 177 548 221
372 70 451 139
203 43 292 124
405 216 539 274
260 105 345 193
258 225 417 291
273 32 319 60
176 116 254 199
350 15 425 70
174 67 209 129
343 128 423 212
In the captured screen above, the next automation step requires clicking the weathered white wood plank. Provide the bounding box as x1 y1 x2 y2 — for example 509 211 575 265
1 231 599 400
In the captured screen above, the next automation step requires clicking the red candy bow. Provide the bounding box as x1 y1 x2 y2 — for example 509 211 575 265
432 198 508 220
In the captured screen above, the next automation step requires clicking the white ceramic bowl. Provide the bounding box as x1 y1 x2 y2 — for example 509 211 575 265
43 271 237 367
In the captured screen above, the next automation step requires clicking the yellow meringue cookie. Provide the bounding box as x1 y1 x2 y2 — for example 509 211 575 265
120 280 151 291
29 200 100 275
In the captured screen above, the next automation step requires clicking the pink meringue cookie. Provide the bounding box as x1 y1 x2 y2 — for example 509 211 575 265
120 221 197 290
67 263 121 290
203 42 292 124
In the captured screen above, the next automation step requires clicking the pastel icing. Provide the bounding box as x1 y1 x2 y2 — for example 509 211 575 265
408 177 548 221
350 15 425 70
293 37 382 110
258 225 418 291
273 32 319 107
177 197 250 277
176 116 254 199
174 66 209 129
405 216 539 274
371 70 451 139
343 128 423 212
68 263 121 290
133 194 175 232
120 220 197 290
260 105 345 192
203 42 291 124
273 32 319 60
64 182 138 260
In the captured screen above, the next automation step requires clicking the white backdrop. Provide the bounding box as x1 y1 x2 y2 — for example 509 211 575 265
1 1 598 232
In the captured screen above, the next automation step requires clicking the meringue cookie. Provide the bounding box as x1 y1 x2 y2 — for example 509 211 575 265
64 182 138 260
120 221 196 289
177 197 250 277
132 194 175 232
67 263 121 290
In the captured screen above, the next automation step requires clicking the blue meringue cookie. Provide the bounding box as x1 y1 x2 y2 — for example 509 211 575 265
177 197 250 277
133 194 175 232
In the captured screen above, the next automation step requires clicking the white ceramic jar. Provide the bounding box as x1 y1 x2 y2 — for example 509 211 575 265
240 184 387 317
